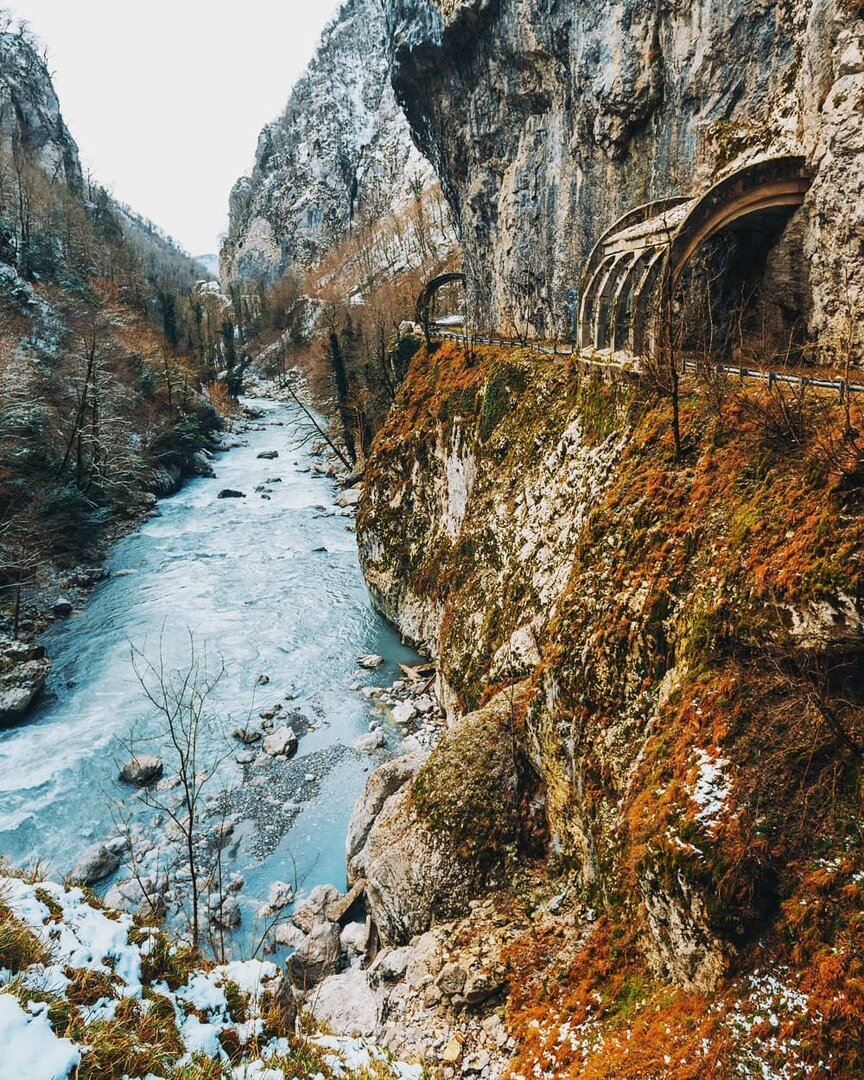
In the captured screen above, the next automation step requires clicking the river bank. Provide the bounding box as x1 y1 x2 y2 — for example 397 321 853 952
0 407 249 726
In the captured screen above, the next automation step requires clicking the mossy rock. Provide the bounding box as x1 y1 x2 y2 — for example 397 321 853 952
357 692 523 945
479 361 528 442
413 691 520 861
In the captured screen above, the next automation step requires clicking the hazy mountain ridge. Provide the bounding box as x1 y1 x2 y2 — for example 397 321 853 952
111 199 214 289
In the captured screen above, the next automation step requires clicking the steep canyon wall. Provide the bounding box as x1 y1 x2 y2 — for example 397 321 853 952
221 0 435 287
385 0 864 349
357 337 864 1018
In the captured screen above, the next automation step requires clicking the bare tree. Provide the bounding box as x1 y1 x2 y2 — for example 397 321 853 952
57 324 100 485
282 378 352 470
122 632 229 950
639 223 688 464
835 227 860 441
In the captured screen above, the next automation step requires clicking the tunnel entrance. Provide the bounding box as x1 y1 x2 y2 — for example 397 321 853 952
416 272 467 336
577 157 812 365
674 204 810 366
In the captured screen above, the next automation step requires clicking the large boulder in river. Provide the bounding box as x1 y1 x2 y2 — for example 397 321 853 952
346 751 429 865
0 637 51 724
232 725 262 745
286 920 342 989
261 725 298 760
68 843 121 886
191 451 216 478
118 755 164 787
262 726 298 758
348 695 519 946
267 880 295 912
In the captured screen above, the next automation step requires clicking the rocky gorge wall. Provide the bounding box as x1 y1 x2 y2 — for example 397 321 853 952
0 29 82 190
220 0 435 287
384 0 864 350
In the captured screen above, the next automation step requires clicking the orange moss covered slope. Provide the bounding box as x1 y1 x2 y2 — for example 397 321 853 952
358 340 864 1075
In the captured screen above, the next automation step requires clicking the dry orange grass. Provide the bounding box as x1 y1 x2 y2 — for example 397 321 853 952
364 340 864 1077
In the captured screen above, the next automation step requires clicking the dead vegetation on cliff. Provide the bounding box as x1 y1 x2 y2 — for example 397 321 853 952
358 337 864 1076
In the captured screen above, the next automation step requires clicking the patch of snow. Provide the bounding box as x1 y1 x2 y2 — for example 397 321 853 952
217 959 278 996
691 748 732 831
0 994 80 1080
4 879 141 993
233 1064 284 1080
180 1013 223 1057
720 970 815 1078
0 875 423 1079
315 1035 423 1079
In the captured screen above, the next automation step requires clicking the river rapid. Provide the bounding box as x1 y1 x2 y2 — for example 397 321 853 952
0 398 419 947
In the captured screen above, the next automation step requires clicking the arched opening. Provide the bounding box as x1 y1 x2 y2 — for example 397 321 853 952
664 156 812 366
611 251 645 351
673 205 810 364
576 158 813 364
416 272 467 334
578 197 690 351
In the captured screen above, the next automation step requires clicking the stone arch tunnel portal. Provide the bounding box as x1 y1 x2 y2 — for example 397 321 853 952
578 157 813 361
416 272 467 332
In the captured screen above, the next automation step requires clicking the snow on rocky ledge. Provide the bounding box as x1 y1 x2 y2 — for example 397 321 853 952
690 747 733 832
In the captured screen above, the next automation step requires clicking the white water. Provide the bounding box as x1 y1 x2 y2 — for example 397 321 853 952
0 398 417 918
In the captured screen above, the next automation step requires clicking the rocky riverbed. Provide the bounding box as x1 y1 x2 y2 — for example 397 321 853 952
0 387 512 1076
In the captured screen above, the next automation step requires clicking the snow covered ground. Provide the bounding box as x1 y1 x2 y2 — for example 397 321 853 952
0 875 421 1080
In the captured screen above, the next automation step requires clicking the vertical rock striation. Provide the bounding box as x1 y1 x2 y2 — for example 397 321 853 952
0 30 82 190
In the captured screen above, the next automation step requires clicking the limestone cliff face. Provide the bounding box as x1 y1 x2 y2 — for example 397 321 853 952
0 30 82 190
358 340 864 1001
347 4 864 1068
221 0 434 287
384 0 864 347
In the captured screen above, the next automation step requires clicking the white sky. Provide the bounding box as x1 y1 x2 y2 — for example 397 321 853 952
8 1 343 255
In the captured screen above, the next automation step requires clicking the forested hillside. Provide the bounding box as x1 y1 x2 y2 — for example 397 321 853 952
0 22 231 640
